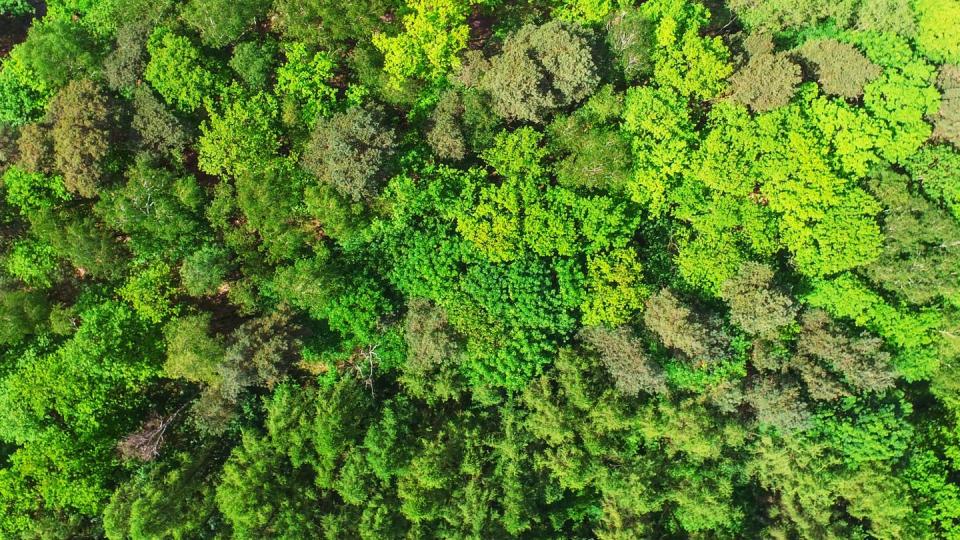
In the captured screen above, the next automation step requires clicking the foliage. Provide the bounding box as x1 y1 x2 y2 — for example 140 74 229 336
2 165 69 212
12 16 103 92
95 157 206 258
720 262 796 338
198 89 280 179
130 86 190 160
182 0 270 48
933 64 960 147
797 38 881 99
229 39 277 89
728 33 801 112
641 0 732 100
6 238 59 288
0 301 161 534
915 0 960 65
273 0 401 47
0 54 48 126
47 79 114 198
727 0 859 31
274 42 338 126
119 260 177 323
578 325 667 395
861 167 960 306
373 0 474 88
145 27 223 113
180 245 231 297
0 0 32 15
472 20 599 123
2 0 960 537
906 144 960 221
302 106 396 202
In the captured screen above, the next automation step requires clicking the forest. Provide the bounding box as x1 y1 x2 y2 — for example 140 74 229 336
0 0 959 537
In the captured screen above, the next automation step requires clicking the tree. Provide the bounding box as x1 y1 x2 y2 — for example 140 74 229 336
216 379 373 538
185 309 304 434
274 42 337 126
797 38 882 100
855 0 916 37
274 0 401 47
15 121 54 174
130 86 190 160
720 262 796 338
94 157 206 258
0 125 18 174
0 0 32 15
181 0 271 48
401 298 466 402
905 144 960 221
794 309 896 400
119 260 177 324
621 84 695 212
642 288 729 364
426 88 502 161
472 20 599 123
0 301 161 532
860 167 960 306
229 39 278 89
145 27 224 113
103 17 154 93
29 208 128 279
426 90 467 160
302 106 396 202
47 79 114 198
198 90 280 179
180 245 231 297
0 285 50 345
726 0 858 31
216 430 329 539
915 0 960 65
162 313 225 385
804 273 941 381
578 325 668 396
5 238 59 288
234 157 312 262
641 0 732 100
727 33 801 112
373 0 473 88
860 37 940 164
547 86 632 191
2 165 69 213
103 448 224 540
581 247 647 327
13 16 103 92
933 64 960 148
605 7 656 82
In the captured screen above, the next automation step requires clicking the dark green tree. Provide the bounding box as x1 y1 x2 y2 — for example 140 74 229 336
302 106 396 202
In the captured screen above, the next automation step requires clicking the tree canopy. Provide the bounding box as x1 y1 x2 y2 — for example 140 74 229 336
1 0 959 537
